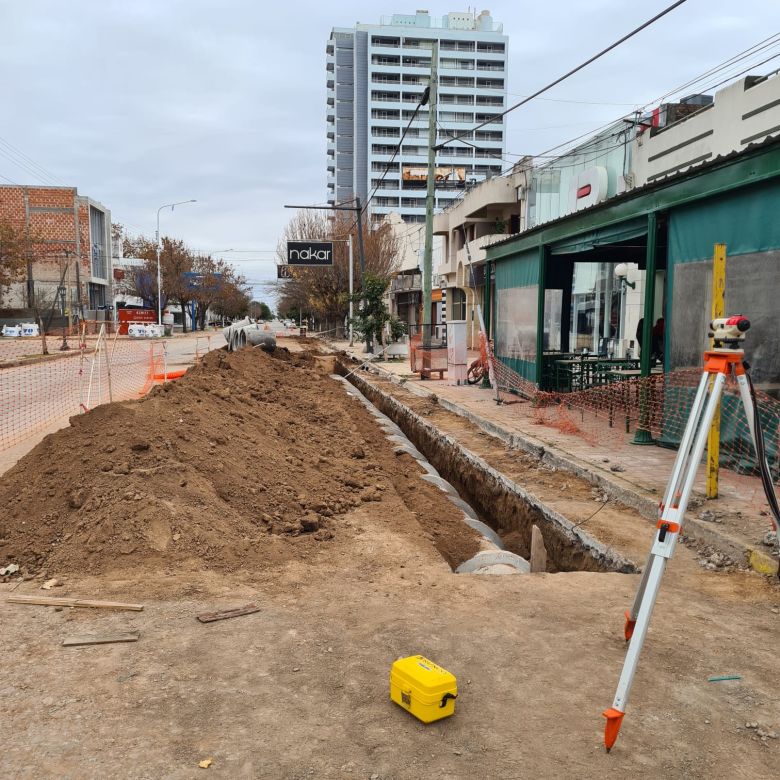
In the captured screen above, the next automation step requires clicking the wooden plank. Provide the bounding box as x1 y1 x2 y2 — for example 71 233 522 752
196 603 260 623
7 595 144 611
62 631 140 647
530 525 548 573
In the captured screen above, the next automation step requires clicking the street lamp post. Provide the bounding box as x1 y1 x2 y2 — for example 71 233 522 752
156 199 196 324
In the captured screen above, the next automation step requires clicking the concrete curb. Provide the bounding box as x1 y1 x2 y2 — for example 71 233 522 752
343 364 637 575
0 349 82 370
341 355 778 576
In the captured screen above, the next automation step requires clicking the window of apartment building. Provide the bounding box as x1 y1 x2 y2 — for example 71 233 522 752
371 109 400 120
476 95 503 106
402 74 427 85
475 130 502 142
440 76 475 87
476 78 504 90
403 214 427 223
440 111 474 123
372 73 400 83
439 146 473 157
474 148 500 159
401 145 426 155
372 144 397 154
372 90 400 101
372 54 400 66
372 36 400 47
476 59 504 71
372 126 400 137
438 129 473 140
473 164 503 175
372 161 399 172
402 56 431 67
440 58 475 70
375 196 399 207
371 178 400 190
403 38 434 50
402 109 429 121
451 288 467 320
475 112 502 123
401 197 425 208
477 42 505 53
402 91 423 103
440 93 474 105
440 39 474 52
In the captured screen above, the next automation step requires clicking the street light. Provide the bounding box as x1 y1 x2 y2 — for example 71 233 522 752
156 199 197 324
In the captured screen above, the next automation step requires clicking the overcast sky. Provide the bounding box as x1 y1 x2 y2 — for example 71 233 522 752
1 0 777 304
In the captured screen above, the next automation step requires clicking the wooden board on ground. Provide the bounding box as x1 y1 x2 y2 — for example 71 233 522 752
7 595 144 611
62 631 140 647
197 604 260 623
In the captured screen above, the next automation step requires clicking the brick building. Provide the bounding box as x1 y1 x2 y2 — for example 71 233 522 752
0 185 112 316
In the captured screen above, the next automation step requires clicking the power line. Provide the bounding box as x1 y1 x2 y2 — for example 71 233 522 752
436 0 689 149
0 135 64 186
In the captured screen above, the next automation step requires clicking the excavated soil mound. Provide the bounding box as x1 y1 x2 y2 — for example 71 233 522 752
0 347 479 576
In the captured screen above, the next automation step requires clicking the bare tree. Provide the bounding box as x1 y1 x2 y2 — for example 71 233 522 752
276 211 399 336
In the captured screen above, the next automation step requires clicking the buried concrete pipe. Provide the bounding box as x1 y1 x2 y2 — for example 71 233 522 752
332 375 529 575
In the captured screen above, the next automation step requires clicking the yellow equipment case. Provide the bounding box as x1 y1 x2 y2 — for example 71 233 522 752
390 655 458 723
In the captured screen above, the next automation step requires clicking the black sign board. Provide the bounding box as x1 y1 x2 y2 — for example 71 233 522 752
277 264 293 280
286 240 334 266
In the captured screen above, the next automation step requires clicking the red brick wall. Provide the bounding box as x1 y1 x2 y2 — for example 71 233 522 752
0 185 94 309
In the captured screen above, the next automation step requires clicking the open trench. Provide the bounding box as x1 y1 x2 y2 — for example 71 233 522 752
336 360 636 575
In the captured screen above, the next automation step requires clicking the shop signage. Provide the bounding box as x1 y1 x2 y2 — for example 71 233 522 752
286 241 333 266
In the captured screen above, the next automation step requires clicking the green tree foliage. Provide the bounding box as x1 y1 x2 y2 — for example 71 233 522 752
248 300 273 320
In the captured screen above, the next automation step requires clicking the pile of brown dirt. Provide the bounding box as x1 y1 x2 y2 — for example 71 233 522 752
0 346 480 576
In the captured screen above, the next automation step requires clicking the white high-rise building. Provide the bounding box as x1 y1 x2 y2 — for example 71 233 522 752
326 10 508 224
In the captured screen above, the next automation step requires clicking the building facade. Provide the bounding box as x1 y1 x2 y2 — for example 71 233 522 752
326 9 507 223
0 185 112 317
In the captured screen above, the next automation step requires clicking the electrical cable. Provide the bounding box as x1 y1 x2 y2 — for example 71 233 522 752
344 89 429 233
436 0 689 149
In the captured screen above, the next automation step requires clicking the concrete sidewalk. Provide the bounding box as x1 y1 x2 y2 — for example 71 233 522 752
326 337 780 576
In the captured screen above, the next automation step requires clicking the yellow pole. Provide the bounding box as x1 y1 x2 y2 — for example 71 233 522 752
706 243 727 498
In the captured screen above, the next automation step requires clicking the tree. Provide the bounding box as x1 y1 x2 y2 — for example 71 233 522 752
248 300 273 320
0 219 32 307
212 278 250 321
276 210 400 337
191 254 229 330
350 273 392 348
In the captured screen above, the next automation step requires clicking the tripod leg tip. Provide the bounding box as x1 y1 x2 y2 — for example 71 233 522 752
603 708 625 752
624 610 636 642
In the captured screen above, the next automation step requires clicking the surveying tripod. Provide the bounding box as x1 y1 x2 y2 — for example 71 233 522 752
602 315 780 752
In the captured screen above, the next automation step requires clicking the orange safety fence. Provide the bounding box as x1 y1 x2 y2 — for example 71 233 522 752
489 354 780 482
1 335 171 455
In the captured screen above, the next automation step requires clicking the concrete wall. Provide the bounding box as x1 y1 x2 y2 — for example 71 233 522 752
633 73 780 186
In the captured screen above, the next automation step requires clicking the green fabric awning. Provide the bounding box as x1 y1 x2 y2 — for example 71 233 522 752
549 217 647 256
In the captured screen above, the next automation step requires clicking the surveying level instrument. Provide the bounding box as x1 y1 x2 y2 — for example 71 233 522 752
602 315 780 752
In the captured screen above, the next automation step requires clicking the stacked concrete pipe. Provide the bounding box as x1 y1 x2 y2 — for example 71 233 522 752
223 319 277 352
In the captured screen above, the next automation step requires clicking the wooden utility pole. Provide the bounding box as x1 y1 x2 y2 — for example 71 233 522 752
421 41 438 350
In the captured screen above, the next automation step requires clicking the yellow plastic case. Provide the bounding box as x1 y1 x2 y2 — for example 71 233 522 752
390 655 457 723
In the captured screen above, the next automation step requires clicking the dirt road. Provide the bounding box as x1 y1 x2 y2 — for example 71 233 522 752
2 344 779 779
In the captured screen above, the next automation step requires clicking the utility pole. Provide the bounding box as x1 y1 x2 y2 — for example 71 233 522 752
422 41 438 350
348 233 354 346
354 196 371 353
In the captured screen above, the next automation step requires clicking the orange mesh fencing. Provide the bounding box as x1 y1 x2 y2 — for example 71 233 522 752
490 355 780 481
1 336 169 455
